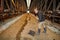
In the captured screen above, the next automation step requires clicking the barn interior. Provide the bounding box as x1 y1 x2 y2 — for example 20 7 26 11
0 0 60 40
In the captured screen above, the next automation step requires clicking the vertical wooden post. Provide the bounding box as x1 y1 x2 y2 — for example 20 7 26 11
10 0 13 10
1 0 4 13
47 0 53 11
40 0 43 10
53 0 56 23
56 3 60 10
53 0 56 11
44 0 48 11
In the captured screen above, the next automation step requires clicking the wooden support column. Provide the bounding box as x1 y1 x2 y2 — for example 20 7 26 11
56 2 60 10
38 0 41 10
40 0 44 10
53 0 56 23
0 0 4 13
53 0 56 11
14 0 17 11
9 0 14 10
47 0 53 11
43 0 48 11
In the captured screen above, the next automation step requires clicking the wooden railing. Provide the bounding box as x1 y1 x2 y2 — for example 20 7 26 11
45 11 60 24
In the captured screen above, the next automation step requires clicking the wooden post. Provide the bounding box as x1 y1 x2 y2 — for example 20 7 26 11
56 2 60 10
47 0 53 11
53 0 56 11
1 0 4 13
43 0 48 11
10 0 13 10
40 0 44 10
53 0 56 23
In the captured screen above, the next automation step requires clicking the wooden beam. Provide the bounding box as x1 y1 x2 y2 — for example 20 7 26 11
53 0 56 11
47 0 53 11
40 0 45 10
56 2 60 10
5 0 10 9
43 0 48 11
10 0 14 10
11 0 15 7
1 0 4 9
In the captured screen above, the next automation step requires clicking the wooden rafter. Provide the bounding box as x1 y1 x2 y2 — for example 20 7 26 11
40 0 45 10
43 0 48 11
47 0 53 11
56 2 60 10
53 0 56 11
5 0 10 9
12 0 16 7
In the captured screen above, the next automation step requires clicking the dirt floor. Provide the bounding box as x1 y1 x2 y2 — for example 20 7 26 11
0 13 60 40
